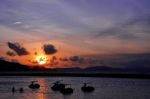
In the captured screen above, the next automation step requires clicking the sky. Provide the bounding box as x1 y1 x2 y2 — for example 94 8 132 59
0 0 150 68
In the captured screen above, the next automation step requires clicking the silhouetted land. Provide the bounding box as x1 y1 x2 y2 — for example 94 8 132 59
0 60 150 79
0 72 150 79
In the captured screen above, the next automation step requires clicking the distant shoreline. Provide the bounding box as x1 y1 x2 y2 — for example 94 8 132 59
0 72 150 79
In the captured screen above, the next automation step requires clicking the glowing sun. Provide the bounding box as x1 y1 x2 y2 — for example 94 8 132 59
36 55 48 65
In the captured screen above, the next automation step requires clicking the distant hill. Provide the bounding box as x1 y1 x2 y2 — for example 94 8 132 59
50 66 150 74
0 60 47 72
0 59 150 74
1 59 150 79
0 60 31 71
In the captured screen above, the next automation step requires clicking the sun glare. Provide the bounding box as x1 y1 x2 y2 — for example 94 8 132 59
36 55 48 65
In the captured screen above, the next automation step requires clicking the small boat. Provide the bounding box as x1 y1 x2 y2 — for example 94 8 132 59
60 86 74 95
29 81 40 89
81 83 95 92
19 88 24 93
12 87 15 93
51 81 65 91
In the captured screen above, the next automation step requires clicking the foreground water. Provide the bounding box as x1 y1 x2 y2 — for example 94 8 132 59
0 76 149 99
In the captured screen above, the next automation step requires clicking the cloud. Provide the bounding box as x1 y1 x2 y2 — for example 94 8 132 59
28 60 38 64
6 51 16 56
52 56 57 60
69 56 84 63
60 57 69 61
34 52 38 55
49 61 59 66
49 56 59 66
43 44 57 55
59 56 85 64
11 59 18 63
96 15 150 40
32 61 38 64
7 42 29 56
13 21 22 25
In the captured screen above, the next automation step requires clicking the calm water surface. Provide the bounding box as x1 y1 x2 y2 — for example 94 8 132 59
0 76 149 99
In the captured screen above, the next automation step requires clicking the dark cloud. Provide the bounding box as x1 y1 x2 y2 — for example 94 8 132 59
69 56 85 63
6 51 16 56
7 42 29 56
50 61 59 66
28 60 38 64
34 52 37 55
43 44 57 55
59 56 85 64
32 61 38 64
70 56 79 62
49 56 59 66
52 56 57 60
28 60 31 62
60 57 69 61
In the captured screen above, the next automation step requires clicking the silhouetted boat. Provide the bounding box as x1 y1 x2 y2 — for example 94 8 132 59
60 85 74 95
81 83 95 92
12 87 15 93
29 81 40 89
51 81 65 91
19 88 24 93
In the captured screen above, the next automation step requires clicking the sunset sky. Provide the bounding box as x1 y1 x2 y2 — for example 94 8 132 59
0 0 150 68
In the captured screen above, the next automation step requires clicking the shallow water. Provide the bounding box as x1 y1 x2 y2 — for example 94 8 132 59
0 76 149 99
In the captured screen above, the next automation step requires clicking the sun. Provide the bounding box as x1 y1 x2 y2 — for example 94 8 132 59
36 55 48 65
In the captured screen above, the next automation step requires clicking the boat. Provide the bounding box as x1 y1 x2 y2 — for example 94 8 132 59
29 81 40 89
12 87 15 93
60 86 74 95
19 88 24 93
51 81 65 91
81 83 95 92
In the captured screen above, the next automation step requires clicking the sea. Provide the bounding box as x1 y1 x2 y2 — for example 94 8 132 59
0 76 149 99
